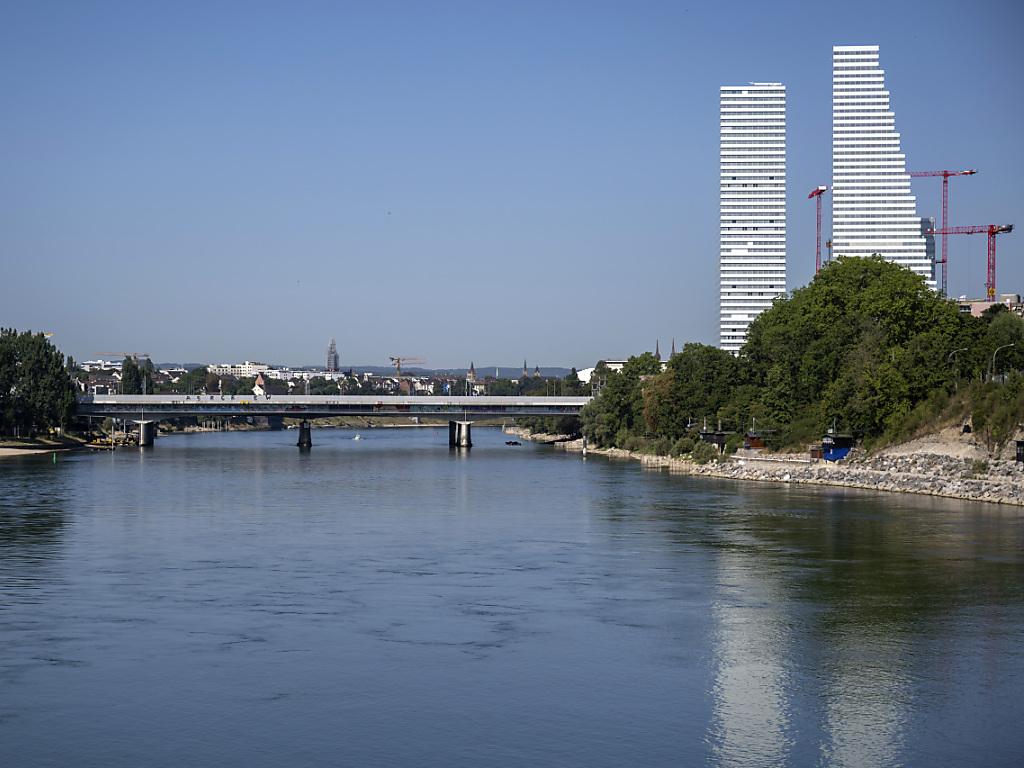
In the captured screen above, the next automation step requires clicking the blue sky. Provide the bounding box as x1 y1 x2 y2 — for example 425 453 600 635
3 0 1022 370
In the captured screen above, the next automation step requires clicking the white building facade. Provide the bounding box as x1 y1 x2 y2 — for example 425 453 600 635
719 83 787 353
832 45 933 286
207 361 271 377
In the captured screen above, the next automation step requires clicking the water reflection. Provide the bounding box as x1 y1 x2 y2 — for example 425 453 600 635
709 550 792 767
0 455 71 609
694 481 1024 765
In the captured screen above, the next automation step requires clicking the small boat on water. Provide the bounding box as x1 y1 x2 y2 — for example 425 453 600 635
505 440 521 446
353 434 362 440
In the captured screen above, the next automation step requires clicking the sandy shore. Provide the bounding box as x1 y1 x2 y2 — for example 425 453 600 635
0 447 63 458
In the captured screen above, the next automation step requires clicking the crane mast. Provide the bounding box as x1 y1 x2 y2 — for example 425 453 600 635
925 224 1013 301
808 186 829 273
906 169 977 296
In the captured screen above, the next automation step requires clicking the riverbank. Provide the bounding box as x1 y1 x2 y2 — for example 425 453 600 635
0 436 89 459
509 426 1024 508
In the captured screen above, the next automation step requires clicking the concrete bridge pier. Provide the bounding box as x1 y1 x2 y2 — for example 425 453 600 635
449 420 472 448
297 420 312 447
136 420 156 447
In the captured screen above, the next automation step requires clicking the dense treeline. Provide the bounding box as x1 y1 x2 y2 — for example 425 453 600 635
0 329 77 436
581 257 1024 453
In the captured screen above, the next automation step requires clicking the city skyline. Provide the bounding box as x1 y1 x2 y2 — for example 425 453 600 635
3 2 1022 369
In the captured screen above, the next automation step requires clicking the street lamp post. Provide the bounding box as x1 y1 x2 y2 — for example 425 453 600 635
948 347 968 390
989 343 1015 383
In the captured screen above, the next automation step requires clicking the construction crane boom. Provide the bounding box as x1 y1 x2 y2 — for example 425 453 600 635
906 169 977 296
388 356 424 376
808 186 829 273
924 224 1013 301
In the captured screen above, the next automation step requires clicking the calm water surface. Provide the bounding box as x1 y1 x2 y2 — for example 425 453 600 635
2 427 1023 766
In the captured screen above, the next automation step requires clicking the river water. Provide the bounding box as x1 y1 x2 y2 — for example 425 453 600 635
2 427 1023 767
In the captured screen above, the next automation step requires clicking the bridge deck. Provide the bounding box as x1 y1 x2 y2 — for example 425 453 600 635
77 394 591 421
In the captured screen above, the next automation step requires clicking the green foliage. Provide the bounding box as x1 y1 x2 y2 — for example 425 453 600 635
175 367 209 395
744 255 966 437
583 352 662 447
643 344 738 438
0 329 77 434
691 440 720 464
486 378 516 396
121 358 143 394
577 258 1024 455
649 436 672 456
674 437 695 455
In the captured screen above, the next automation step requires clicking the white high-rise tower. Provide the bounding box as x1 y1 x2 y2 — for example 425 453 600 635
719 83 787 353
832 46 933 285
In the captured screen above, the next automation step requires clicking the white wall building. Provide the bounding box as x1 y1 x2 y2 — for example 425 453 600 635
719 83 787 353
832 45 933 286
207 361 271 377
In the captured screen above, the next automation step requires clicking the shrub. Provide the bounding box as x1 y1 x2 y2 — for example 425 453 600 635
674 437 695 456
623 435 644 453
650 437 672 456
691 440 720 464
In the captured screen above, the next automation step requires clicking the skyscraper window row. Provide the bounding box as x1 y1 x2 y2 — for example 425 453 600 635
835 205 918 211
832 190 910 196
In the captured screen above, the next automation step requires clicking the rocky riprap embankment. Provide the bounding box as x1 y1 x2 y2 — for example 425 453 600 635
529 432 1022 506
512 427 1024 506
640 451 1024 506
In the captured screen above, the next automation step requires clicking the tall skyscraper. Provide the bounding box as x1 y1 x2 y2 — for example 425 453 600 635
832 45 933 286
719 83 787 353
326 338 339 371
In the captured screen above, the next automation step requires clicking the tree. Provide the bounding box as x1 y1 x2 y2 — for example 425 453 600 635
0 329 77 435
563 368 584 396
581 353 662 446
742 256 968 437
121 358 143 395
486 378 516 396
175 367 209 395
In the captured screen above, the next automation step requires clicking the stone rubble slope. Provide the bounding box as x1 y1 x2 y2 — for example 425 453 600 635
527 427 1024 508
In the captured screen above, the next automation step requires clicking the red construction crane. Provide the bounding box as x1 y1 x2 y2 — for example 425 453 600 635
924 225 1013 301
907 169 977 296
808 186 829 273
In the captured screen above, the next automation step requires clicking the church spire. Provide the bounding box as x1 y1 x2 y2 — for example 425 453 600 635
654 340 661 362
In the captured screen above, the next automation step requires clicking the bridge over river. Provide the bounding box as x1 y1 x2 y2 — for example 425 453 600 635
76 394 592 448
